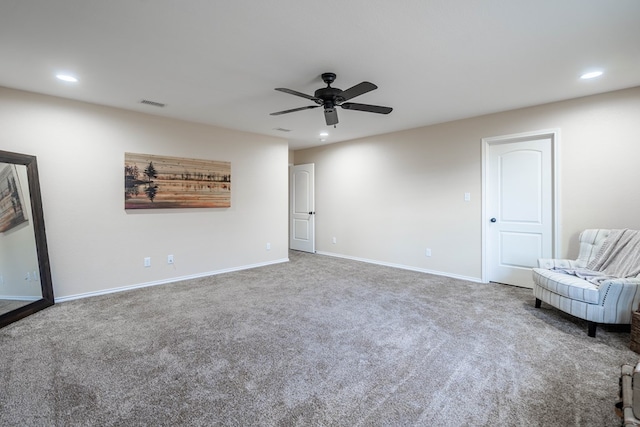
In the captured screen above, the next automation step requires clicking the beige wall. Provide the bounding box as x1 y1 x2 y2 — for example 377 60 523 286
294 86 640 281
0 87 289 300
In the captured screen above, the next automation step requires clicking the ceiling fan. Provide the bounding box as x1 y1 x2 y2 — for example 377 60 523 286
270 72 393 126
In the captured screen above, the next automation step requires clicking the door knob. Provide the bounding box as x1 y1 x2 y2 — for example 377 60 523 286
308 211 315 215
490 218 497 223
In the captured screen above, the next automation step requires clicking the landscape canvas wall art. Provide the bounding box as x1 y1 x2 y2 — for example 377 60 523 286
124 153 231 209
0 164 28 233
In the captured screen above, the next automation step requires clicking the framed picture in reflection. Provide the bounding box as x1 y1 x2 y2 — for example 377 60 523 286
124 152 231 209
0 164 28 233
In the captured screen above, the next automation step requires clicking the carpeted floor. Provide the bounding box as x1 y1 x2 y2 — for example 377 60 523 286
0 250 636 426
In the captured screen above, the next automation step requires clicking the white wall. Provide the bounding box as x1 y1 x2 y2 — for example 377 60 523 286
0 87 289 300
294 86 640 281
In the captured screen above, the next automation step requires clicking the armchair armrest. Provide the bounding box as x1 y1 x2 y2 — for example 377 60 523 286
537 258 583 269
598 278 640 323
603 278 640 285
600 278 640 293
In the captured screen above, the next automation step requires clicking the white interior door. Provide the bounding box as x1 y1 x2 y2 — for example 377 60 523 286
290 163 315 253
484 132 556 288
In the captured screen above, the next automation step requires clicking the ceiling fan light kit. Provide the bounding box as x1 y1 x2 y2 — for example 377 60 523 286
271 72 392 126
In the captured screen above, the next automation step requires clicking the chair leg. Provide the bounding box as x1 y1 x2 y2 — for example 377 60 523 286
587 321 597 337
535 298 541 308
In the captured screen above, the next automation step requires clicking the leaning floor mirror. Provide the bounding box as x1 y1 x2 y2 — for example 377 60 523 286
0 150 54 328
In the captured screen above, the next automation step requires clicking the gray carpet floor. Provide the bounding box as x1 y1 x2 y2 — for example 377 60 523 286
0 250 636 426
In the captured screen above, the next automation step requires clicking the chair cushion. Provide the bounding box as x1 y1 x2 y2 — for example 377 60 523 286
532 268 601 304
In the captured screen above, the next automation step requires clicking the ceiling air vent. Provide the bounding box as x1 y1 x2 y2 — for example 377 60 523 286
274 127 291 132
140 99 166 108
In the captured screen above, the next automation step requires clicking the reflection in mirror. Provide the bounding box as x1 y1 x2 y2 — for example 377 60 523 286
0 150 54 328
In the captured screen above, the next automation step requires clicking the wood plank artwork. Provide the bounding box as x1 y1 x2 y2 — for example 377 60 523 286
124 153 231 209
0 164 27 232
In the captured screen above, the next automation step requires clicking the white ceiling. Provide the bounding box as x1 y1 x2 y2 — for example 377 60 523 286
1 1 639 150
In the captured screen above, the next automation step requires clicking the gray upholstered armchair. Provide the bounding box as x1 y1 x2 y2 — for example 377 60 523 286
532 229 640 337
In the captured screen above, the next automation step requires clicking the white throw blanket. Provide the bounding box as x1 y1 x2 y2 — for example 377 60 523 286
554 229 640 286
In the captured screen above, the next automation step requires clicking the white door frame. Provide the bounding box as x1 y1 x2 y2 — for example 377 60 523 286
481 129 560 283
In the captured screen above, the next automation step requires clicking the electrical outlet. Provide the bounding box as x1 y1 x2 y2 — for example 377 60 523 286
144 257 151 267
332 237 337 244
167 254 174 264
464 192 471 202
266 243 271 250
425 248 432 257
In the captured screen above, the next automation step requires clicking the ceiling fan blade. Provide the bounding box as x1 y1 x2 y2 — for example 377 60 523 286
324 108 339 126
338 82 377 101
270 105 320 116
275 87 320 102
340 102 392 114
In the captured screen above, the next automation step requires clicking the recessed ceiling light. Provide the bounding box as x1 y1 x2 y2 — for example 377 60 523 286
580 71 603 80
319 132 329 137
56 74 78 82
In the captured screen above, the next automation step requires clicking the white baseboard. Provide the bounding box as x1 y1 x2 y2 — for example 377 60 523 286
55 258 290 303
315 251 483 283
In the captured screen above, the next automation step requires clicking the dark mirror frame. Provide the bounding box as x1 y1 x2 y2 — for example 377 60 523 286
0 150 54 328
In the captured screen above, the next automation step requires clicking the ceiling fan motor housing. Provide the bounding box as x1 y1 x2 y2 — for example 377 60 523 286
316 73 345 108
315 87 343 110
